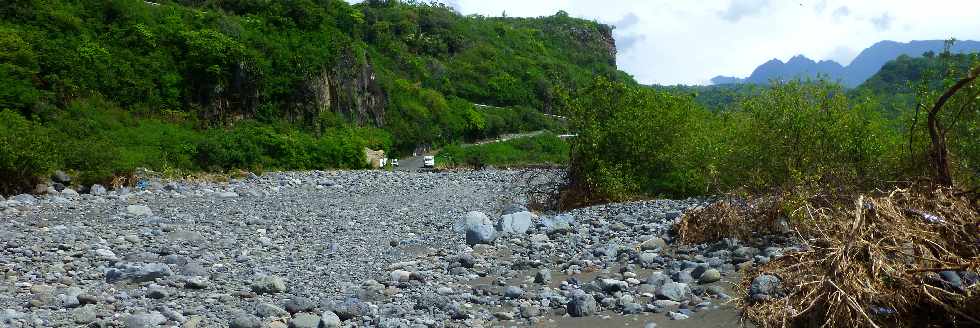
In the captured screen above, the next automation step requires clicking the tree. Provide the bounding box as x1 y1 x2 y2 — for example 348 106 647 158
926 64 980 186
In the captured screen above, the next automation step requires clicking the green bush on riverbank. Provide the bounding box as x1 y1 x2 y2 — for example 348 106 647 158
0 103 384 194
437 132 569 168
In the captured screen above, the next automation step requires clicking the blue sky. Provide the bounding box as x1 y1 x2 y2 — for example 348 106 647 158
350 1 980 85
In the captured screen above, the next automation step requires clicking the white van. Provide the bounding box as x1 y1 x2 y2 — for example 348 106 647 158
423 156 435 168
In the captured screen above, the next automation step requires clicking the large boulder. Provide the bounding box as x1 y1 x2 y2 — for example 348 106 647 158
655 282 691 302
501 203 528 215
90 184 107 196
567 290 597 317
496 211 534 235
460 211 496 246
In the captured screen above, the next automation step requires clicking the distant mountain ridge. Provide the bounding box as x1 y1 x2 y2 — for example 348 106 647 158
712 40 980 87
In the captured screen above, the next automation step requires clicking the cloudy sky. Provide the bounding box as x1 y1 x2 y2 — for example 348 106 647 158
366 0 980 85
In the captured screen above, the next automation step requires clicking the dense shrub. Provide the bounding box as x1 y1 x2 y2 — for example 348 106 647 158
437 132 569 168
0 110 57 194
564 78 910 203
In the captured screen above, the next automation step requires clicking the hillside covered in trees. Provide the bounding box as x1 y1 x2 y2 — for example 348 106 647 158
0 0 624 192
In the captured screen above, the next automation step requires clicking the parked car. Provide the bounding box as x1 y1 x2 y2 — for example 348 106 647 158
392 159 399 167
423 156 435 168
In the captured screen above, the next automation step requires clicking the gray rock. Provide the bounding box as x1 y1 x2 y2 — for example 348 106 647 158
494 311 515 320
496 211 534 235
0 309 23 324
567 290 597 317
52 170 71 184
750 274 781 298
184 276 209 289
599 279 629 292
623 302 644 314
690 265 708 278
180 261 209 277
12 194 36 205
655 282 691 301
251 275 287 294
541 214 574 235
146 285 170 299
94 248 118 261
61 188 79 198
519 304 540 318
638 252 661 268
646 272 672 288
123 312 167 328
461 211 496 246
126 205 154 217
672 270 694 284
534 269 552 284
667 311 690 320
72 305 97 324
320 311 341 328
285 297 316 314
502 203 528 215
389 270 411 283
328 298 373 320
229 314 261 328
699 269 722 284
940 271 963 290
106 262 174 283
503 286 524 299
256 303 288 318
640 237 667 251
90 184 107 195
289 313 321 328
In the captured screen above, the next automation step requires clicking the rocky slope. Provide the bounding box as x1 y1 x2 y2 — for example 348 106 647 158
0 170 790 327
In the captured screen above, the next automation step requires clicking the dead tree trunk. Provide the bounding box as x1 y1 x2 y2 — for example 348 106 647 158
927 65 980 186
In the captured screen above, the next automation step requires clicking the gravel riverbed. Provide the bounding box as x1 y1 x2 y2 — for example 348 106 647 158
0 169 787 327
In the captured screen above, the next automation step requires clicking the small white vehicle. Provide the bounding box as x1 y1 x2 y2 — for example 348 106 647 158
423 156 435 168
392 159 399 167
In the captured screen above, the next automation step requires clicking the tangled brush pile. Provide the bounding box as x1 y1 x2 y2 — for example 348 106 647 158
739 188 979 327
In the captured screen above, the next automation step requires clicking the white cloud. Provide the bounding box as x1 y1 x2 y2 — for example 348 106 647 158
349 0 980 85
870 12 893 31
718 0 769 22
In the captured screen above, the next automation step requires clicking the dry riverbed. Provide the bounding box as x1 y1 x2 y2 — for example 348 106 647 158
0 170 786 327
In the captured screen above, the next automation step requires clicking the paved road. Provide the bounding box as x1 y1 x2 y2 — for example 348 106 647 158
395 130 547 171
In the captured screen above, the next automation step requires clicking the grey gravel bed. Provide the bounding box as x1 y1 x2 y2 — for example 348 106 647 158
0 169 791 327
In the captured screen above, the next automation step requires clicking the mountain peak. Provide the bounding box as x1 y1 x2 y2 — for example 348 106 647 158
713 39 980 87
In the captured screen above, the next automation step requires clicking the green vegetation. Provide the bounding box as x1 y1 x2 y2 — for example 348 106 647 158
0 0 619 193
564 48 980 203
437 132 569 168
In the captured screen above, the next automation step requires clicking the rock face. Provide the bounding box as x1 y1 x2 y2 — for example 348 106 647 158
461 211 496 246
